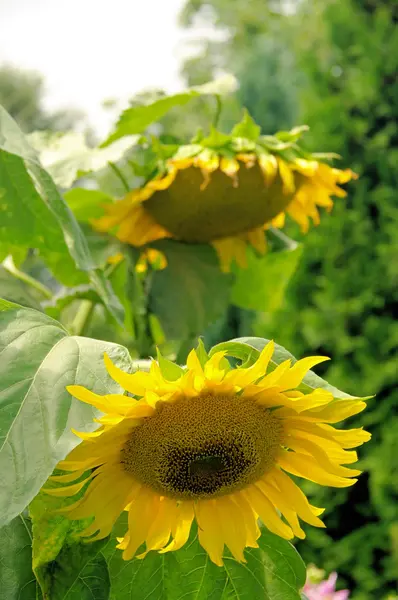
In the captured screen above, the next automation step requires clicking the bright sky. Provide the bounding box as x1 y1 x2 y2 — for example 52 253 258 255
0 0 212 136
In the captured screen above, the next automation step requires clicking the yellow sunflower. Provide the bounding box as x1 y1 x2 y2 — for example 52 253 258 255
92 126 357 271
47 341 370 566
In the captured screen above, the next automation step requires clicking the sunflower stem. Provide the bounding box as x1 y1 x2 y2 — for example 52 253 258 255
108 162 130 192
213 95 223 129
3 255 53 299
268 227 299 251
71 300 95 336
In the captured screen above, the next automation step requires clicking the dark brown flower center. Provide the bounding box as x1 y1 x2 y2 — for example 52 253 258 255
121 394 283 499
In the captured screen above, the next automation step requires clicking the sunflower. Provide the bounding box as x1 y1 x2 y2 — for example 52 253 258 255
92 124 357 271
47 341 370 566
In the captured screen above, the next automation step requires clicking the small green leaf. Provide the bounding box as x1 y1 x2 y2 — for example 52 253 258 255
231 109 261 141
275 125 309 143
201 127 233 148
103 75 237 146
28 130 138 188
149 241 232 341
64 188 114 222
0 515 39 600
157 348 185 380
210 336 368 400
231 246 303 312
0 303 132 526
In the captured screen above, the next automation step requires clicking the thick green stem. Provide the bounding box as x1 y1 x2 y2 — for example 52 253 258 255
3 255 53 299
71 300 95 336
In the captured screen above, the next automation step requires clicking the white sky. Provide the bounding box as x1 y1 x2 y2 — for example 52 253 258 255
0 0 214 136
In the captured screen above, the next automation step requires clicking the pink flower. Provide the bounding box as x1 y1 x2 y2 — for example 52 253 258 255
303 571 350 600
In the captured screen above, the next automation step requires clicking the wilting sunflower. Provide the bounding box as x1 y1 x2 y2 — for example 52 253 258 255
92 122 358 271
47 341 370 566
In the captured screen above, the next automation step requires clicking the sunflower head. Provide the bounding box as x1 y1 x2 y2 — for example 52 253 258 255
47 339 370 566
92 120 358 271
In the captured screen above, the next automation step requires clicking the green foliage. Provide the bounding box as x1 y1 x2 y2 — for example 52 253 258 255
39 539 110 600
0 265 43 310
0 105 124 322
104 518 305 600
231 246 303 312
104 75 237 145
251 1 398 597
0 302 132 526
149 241 232 341
28 131 138 189
0 515 39 600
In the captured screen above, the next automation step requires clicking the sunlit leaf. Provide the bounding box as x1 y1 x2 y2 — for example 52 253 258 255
0 302 132 526
28 130 139 188
232 246 303 312
104 75 238 146
231 108 261 141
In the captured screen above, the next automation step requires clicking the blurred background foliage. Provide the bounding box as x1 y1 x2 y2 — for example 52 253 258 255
1 0 397 598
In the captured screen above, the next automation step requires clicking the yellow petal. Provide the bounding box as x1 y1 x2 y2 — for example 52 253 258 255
195 499 225 566
277 158 295 194
269 468 325 527
160 501 194 553
103 353 156 396
256 480 305 539
227 341 274 387
276 356 330 390
215 496 247 562
299 400 367 423
243 486 294 540
233 492 260 548
258 154 278 186
279 451 358 488
123 488 160 560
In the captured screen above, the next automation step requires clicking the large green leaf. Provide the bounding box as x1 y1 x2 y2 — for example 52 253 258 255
39 539 110 600
0 302 132 526
104 75 237 145
232 246 303 312
149 241 232 340
104 520 305 600
0 105 124 323
28 131 138 188
210 336 368 400
0 106 93 270
0 515 39 600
